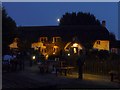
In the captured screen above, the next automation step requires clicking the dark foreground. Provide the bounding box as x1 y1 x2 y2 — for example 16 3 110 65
2 65 120 89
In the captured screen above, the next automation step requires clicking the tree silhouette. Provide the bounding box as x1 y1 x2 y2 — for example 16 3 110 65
2 7 17 55
59 12 101 26
109 32 117 50
109 32 116 42
17 37 31 53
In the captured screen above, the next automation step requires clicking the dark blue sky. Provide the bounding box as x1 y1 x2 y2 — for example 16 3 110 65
3 2 118 39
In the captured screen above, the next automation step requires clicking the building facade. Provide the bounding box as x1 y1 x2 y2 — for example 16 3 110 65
9 25 110 59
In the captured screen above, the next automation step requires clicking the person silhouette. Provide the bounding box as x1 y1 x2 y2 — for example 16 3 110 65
77 50 85 79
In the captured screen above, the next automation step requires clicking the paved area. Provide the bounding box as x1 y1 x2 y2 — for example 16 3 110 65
2 64 120 89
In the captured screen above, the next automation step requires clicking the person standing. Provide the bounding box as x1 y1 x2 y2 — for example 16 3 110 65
17 52 21 71
77 50 85 79
12 54 18 71
20 51 25 70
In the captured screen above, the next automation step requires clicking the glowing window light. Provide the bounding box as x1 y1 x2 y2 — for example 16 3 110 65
73 43 78 47
53 52 55 55
46 55 49 60
74 48 77 53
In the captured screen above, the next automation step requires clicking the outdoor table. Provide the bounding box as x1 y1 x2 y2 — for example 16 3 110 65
56 66 75 76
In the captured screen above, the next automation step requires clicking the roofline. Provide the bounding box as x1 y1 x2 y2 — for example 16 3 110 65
18 25 104 28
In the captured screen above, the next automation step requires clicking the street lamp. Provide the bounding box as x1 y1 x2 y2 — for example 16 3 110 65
32 55 36 60
68 53 70 56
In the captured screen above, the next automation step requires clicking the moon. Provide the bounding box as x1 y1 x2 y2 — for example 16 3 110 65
57 18 60 22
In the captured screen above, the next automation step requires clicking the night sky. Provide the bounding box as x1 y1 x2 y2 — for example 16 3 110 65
3 2 118 39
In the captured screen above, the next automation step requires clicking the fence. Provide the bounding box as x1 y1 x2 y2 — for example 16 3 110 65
83 58 120 76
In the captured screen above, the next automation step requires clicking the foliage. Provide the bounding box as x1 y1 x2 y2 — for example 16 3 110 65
97 50 109 60
17 37 31 53
109 52 120 61
48 55 60 60
2 7 17 55
109 32 116 41
86 49 110 62
59 12 101 26
84 41 94 50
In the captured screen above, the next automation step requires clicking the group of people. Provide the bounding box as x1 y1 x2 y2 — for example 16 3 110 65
2 51 25 72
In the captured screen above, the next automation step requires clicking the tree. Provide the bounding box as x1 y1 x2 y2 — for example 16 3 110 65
97 50 109 60
109 32 116 42
2 7 17 55
17 38 31 52
59 12 101 26
109 32 116 50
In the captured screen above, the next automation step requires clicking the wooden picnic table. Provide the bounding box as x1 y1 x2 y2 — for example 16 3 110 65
56 66 75 76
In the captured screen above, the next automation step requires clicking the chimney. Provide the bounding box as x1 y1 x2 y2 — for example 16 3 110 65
102 20 106 27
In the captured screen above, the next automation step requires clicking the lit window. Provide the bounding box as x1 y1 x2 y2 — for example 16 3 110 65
42 49 47 53
52 37 61 43
53 52 55 54
73 43 78 47
53 46 59 53
97 41 100 45
73 48 77 53
40 37 48 42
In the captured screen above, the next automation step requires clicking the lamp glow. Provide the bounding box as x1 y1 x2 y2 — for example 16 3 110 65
73 43 78 47
68 53 70 56
73 48 77 53
46 55 49 60
32 56 36 60
53 52 55 54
